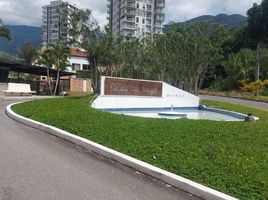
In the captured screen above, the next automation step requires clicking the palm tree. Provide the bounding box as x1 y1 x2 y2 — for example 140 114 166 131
50 41 70 95
35 48 54 95
0 18 12 41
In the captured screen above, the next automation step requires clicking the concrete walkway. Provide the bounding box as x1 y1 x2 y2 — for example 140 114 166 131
200 95 268 110
0 99 200 200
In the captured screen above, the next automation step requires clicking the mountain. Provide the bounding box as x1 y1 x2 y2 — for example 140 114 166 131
185 14 247 27
164 14 248 32
0 25 42 55
0 14 248 55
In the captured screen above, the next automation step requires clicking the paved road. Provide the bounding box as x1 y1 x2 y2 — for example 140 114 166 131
0 99 200 200
200 95 268 110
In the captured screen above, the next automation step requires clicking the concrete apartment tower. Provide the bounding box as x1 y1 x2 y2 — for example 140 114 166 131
41 1 90 72
42 0 78 47
107 0 165 39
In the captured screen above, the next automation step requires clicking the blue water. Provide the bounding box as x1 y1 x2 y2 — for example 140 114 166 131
110 109 244 121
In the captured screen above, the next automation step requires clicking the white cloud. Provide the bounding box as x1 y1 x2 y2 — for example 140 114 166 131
0 0 263 27
0 0 107 27
165 0 262 23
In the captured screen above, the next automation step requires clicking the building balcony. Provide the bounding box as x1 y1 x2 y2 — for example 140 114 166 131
154 27 163 34
156 1 165 8
154 23 163 28
147 0 153 5
146 28 151 33
146 19 152 24
121 1 135 9
122 23 136 30
121 17 135 23
121 0 136 4
155 9 164 14
155 14 165 22
121 30 135 37
121 9 136 16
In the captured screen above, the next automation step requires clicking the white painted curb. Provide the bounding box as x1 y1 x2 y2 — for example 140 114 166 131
6 102 238 200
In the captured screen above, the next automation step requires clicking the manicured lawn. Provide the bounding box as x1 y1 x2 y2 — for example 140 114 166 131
12 96 268 200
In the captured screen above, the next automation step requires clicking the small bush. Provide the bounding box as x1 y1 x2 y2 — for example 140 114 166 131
262 80 268 96
241 80 267 96
76 70 91 79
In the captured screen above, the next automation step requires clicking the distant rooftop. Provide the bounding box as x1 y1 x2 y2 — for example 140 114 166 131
42 0 77 10
0 60 76 77
70 48 87 58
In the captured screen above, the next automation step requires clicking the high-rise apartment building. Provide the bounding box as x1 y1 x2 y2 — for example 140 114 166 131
42 0 78 47
107 0 165 39
41 1 90 72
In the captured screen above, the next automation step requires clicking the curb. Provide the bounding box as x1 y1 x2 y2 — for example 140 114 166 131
6 102 238 200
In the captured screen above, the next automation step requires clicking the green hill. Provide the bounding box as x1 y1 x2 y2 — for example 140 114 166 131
0 25 42 55
0 14 248 54
164 14 248 32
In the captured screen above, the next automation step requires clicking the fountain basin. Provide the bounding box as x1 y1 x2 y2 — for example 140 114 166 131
101 106 256 121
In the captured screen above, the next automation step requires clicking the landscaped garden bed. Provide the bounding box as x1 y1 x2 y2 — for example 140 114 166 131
12 96 268 200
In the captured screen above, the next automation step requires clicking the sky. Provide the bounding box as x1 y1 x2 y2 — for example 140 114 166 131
0 0 262 27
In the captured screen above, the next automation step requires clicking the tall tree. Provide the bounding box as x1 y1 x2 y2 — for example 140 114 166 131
247 0 268 80
18 42 36 65
0 18 12 41
146 22 220 94
224 48 255 89
98 28 123 77
35 48 54 95
50 41 70 95
68 9 103 93
120 38 148 79
68 9 98 49
260 48 268 79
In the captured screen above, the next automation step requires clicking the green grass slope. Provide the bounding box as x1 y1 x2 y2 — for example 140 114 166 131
12 97 268 199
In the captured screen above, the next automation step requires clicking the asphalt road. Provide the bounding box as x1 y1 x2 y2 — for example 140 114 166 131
0 99 200 200
200 95 268 110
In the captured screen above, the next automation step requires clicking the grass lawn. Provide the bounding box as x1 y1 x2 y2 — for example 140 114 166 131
12 96 268 200
200 90 268 103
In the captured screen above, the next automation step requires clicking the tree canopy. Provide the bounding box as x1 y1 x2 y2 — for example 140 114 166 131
0 18 12 42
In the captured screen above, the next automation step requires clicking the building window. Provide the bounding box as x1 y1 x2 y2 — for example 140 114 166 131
136 3 139 9
136 17 139 23
83 64 89 70
72 63 81 71
142 18 145 24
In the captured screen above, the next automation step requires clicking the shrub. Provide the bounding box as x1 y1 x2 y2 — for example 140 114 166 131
262 80 268 96
241 80 268 96
76 70 91 79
